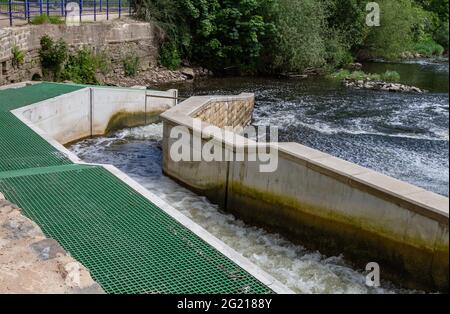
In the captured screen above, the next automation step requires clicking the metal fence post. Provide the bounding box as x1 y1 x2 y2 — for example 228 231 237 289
39 0 43 15
26 0 30 22
8 0 12 26
60 0 64 16
23 0 27 20
46 0 49 15
106 0 109 20
94 0 96 21
119 0 121 18
79 0 82 23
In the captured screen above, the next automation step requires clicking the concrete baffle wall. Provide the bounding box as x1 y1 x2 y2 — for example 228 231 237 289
17 85 177 145
160 93 450 292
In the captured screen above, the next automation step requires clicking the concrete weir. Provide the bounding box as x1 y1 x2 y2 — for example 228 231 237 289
0 82 292 294
160 93 449 291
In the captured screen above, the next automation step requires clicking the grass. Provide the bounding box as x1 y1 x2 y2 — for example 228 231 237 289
414 38 445 57
31 14 64 25
381 70 401 82
329 69 401 82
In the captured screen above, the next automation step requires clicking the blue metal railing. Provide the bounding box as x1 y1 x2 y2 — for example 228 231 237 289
0 0 132 26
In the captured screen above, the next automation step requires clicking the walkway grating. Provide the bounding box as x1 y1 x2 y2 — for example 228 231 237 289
0 83 273 294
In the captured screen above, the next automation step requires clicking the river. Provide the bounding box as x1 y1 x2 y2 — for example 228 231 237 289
69 59 448 293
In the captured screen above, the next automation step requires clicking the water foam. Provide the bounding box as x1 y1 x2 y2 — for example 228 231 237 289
69 124 418 294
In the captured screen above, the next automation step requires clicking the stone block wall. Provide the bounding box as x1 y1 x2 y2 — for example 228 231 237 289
194 95 254 129
0 19 159 85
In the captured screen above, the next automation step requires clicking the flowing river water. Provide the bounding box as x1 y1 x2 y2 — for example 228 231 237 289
69 60 448 294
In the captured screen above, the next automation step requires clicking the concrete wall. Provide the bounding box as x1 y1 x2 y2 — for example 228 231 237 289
0 20 159 85
161 94 254 208
18 85 177 144
160 94 449 291
22 88 91 144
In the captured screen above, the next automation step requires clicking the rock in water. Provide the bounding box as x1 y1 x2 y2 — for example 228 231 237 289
343 79 426 93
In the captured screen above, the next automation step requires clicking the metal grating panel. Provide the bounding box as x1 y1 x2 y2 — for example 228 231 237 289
0 165 273 294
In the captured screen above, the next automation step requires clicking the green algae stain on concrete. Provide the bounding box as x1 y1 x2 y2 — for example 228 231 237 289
226 181 448 292
105 110 164 134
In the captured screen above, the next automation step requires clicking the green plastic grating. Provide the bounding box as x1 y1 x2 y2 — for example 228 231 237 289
0 82 274 294
0 165 273 294
0 83 82 172
0 113 72 172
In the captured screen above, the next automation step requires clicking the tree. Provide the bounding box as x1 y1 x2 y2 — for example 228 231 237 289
182 0 276 73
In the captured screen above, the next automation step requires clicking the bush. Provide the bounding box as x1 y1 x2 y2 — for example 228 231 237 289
11 45 25 68
62 48 99 84
268 0 327 73
433 21 449 50
414 37 445 56
362 0 416 59
95 50 112 76
39 35 68 81
160 41 181 70
123 55 140 76
324 30 354 70
31 14 63 25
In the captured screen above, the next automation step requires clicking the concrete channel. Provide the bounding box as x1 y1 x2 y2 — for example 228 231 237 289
0 81 292 294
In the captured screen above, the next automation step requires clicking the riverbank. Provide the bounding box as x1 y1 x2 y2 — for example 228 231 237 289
100 66 211 87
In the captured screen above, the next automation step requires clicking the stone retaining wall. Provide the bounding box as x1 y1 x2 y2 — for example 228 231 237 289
0 19 159 85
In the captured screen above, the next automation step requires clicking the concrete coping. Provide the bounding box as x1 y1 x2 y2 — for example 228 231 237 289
160 94 449 224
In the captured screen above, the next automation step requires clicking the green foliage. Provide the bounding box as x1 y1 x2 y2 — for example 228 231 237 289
160 41 182 70
134 0 276 73
61 48 99 84
433 21 449 49
39 35 68 81
330 69 401 82
414 36 445 56
267 0 326 73
123 54 140 76
31 14 64 25
322 0 368 51
363 0 416 59
39 35 112 84
11 45 25 68
132 0 449 73
330 70 379 81
381 70 401 82
414 0 449 21
132 0 191 58
181 0 276 73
